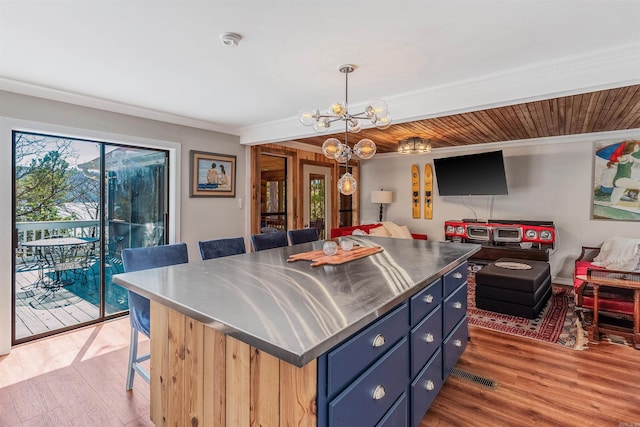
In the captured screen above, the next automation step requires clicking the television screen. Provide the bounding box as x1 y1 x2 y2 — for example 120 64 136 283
433 150 508 196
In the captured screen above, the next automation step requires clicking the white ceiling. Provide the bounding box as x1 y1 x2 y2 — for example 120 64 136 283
1 1 639 145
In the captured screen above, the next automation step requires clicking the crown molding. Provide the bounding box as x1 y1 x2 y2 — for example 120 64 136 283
241 42 640 145
0 77 237 135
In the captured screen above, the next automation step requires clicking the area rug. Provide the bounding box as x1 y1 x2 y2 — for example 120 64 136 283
466 270 587 350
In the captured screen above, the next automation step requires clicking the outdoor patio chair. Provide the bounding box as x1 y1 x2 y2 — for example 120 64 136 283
250 231 288 252
121 243 189 391
198 237 246 260
287 228 319 245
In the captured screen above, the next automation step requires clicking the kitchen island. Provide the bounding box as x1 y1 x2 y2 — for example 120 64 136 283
113 237 479 426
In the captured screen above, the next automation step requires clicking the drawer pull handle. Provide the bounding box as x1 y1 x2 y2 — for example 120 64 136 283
372 385 386 400
453 272 463 279
372 334 386 348
453 301 462 309
454 339 462 347
424 333 434 343
423 294 434 304
424 380 435 391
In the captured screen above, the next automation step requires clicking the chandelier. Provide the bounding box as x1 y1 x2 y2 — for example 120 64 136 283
298 64 391 195
398 136 432 154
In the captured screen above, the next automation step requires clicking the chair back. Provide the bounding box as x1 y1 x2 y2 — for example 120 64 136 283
288 228 319 245
198 237 246 260
250 231 288 252
121 243 189 336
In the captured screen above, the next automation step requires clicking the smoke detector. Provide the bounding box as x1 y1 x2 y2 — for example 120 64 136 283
219 32 242 47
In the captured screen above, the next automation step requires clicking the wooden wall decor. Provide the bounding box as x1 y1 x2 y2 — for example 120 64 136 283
412 164 420 218
424 163 433 219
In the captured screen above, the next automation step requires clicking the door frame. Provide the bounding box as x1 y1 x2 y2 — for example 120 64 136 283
302 163 332 237
3 119 180 350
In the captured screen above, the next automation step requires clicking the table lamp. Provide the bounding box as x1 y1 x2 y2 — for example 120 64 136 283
371 190 393 222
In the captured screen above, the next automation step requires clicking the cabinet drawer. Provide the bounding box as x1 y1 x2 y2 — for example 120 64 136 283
410 278 442 325
410 306 442 378
443 283 467 337
327 303 409 396
411 349 443 427
329 338 409 427
444 262 467 296
376 392 407 427
443 318 468 378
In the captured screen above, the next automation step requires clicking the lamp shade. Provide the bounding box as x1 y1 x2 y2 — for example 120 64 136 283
371 190 393 204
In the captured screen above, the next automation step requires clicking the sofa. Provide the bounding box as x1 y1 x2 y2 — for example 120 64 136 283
330 222 427 240
574 237 640 319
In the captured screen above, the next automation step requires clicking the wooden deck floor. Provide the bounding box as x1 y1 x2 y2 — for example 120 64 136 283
14 263 128 341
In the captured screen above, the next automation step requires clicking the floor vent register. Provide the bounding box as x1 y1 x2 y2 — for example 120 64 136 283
450 367 498 390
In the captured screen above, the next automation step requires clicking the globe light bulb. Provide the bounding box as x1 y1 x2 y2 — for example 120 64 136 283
329 101 346 117
365 99 388 118
313 117 330 133
298 109 317 126
348 118 361 133
374 114 392 130
354 139 376 159
338 172 357 195
322 138 343 159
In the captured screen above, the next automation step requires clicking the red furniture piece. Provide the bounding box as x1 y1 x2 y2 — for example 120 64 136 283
574 246 635 318
330 223 427 240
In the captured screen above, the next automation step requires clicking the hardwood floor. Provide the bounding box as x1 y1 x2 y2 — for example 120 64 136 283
422 325 640 427
1 319 638 426
0 317 152 427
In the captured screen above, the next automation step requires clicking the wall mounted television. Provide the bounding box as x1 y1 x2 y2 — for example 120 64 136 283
433 150 508 196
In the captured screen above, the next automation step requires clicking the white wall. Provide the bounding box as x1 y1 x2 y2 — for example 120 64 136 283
360 130 640 283
0 91 249 354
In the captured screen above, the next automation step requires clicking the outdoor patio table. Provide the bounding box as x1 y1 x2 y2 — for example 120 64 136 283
22 237 98 289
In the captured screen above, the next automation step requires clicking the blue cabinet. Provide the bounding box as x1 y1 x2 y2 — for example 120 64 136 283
318 261 468 426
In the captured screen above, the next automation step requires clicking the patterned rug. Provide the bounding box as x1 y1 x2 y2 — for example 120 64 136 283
467 270 587 350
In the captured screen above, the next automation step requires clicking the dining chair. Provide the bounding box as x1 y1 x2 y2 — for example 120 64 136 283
198 237 246 260
287 228 319 245
250 231 288 252
121 243 189 391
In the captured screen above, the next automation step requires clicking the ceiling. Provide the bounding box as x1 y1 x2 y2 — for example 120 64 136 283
1 1 639 149
295 84 640 153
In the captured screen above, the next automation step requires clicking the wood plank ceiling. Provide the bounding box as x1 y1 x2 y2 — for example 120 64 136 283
292 84 640 153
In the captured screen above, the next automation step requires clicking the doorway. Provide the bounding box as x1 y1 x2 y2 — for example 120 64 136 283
12 131 169 343
303 164 332 239
259 154 287 232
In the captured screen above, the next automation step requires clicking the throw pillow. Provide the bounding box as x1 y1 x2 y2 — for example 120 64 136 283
397 225 414 239
369 226 390 237
381 222 412 239
592 237 640 271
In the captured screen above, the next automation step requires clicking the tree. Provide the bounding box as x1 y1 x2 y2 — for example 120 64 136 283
14 133 99 222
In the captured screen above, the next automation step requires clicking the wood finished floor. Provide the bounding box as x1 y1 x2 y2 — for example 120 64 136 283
1 318 639 426
0 317 152 427
423 326 640 427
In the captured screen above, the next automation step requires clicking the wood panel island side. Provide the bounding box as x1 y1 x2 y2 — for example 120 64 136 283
113 237 479 426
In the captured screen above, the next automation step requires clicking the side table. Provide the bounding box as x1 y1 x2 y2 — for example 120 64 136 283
576 274 640 349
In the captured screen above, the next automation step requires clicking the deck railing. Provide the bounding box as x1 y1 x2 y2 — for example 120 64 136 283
16 220 99 262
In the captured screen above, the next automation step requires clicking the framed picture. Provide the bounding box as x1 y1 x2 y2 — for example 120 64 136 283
592 139 640 221
190 150 236 198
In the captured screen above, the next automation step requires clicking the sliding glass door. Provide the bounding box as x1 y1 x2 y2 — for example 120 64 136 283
12 131 169 343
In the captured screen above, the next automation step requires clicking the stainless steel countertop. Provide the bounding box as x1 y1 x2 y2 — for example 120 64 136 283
113 237 479 367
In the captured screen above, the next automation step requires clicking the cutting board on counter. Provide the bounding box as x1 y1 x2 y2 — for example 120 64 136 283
287 245 383 267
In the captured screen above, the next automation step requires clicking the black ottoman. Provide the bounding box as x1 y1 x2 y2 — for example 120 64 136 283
475 258 552 319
